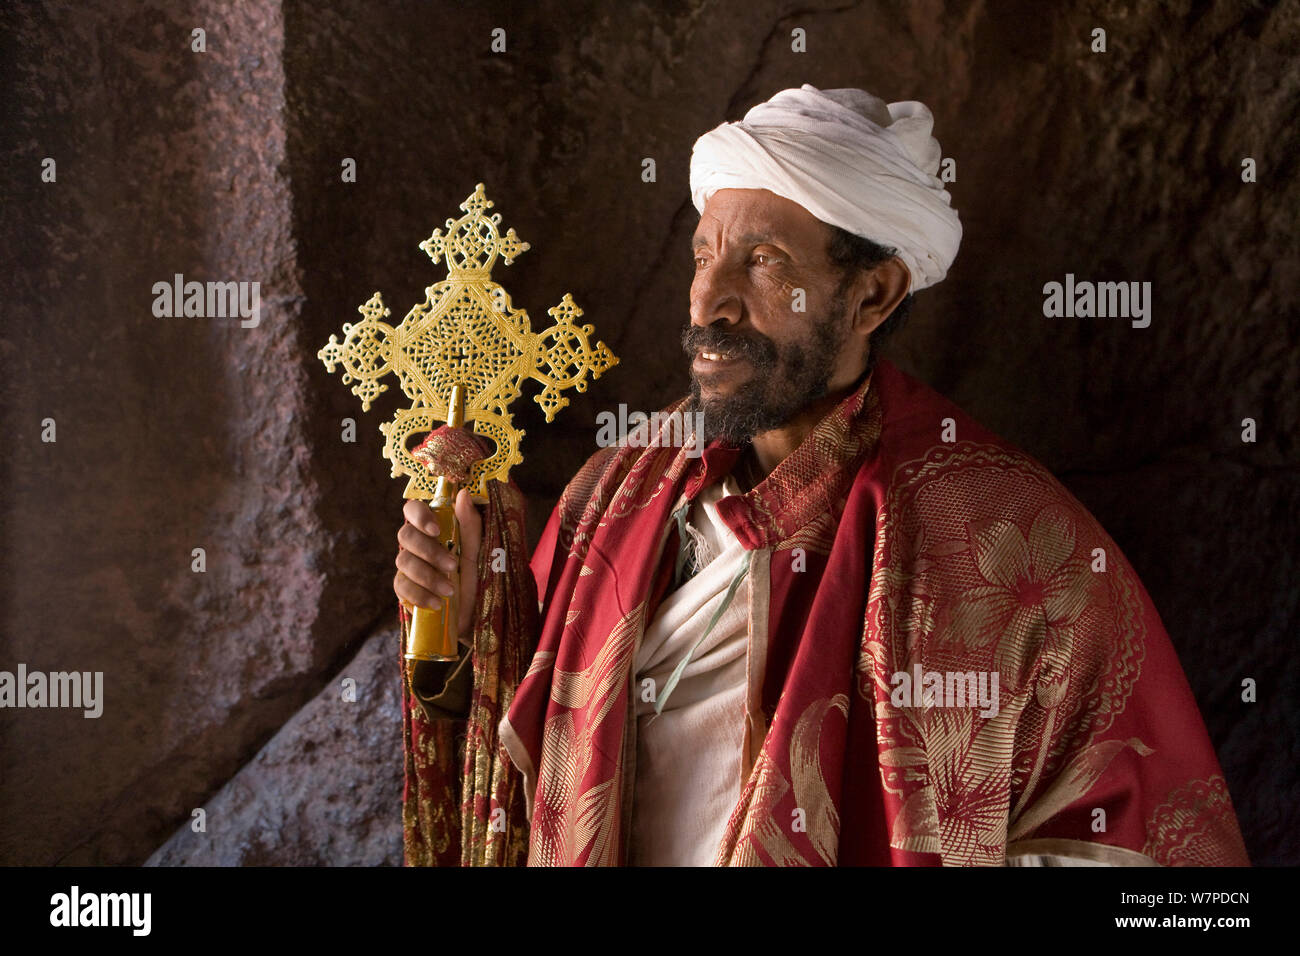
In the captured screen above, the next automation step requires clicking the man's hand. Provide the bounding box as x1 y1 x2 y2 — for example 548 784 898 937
394 488 484 646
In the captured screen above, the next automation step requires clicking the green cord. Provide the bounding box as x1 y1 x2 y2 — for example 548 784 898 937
654 548 752 716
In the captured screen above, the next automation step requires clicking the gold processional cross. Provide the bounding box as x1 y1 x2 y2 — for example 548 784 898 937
318 183 618 661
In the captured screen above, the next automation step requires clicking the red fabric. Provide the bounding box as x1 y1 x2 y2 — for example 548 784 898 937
505 358 1249 866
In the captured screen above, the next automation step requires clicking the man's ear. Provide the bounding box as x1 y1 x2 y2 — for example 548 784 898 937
852 257 911 335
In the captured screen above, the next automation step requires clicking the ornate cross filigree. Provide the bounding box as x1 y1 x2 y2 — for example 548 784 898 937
318 183 619 499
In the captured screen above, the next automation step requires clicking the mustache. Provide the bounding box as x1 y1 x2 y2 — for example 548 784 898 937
680 325 777 365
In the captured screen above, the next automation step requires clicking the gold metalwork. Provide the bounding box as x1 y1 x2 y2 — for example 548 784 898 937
408 383 467 662
318 183 619 661
318 182 619 501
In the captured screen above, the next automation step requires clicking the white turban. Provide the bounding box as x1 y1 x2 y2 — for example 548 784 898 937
689 84 961 293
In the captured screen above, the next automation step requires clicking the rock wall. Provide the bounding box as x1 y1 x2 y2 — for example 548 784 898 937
2 0 1295 865
146 623 403 866
1 0 395 865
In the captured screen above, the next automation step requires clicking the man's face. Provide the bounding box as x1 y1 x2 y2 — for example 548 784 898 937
683 188 859 446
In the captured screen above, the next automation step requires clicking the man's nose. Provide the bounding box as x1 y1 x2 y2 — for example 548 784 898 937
690 262 744 328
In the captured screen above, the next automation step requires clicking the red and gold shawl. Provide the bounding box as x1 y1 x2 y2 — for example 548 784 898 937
402 358 1249 866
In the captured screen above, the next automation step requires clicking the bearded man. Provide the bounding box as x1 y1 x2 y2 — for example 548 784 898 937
393 84 1249 867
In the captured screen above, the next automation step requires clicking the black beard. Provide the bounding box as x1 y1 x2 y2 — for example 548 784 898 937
680 288 850 446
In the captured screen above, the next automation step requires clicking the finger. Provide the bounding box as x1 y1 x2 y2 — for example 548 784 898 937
397 522 456 571
455 488 482 568
402 498 440 538
396 550 457 596
393 570 443 611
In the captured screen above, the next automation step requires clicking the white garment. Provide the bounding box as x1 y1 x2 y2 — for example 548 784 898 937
628 474 752 866
689 83 962 293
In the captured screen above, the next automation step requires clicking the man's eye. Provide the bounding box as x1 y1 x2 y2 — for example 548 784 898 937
753 254 774 266
694 256 709 268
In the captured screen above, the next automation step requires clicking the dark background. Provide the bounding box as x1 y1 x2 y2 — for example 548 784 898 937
1 0 1295 865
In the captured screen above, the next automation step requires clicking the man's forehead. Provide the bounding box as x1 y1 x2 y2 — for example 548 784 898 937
692 188 827 246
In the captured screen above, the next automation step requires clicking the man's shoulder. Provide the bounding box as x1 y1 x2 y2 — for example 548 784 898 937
553 397 686 531
867 360 1156 663
552 444 622 532
567 396 694 487
873 358 1024 459
871 359 1097 532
